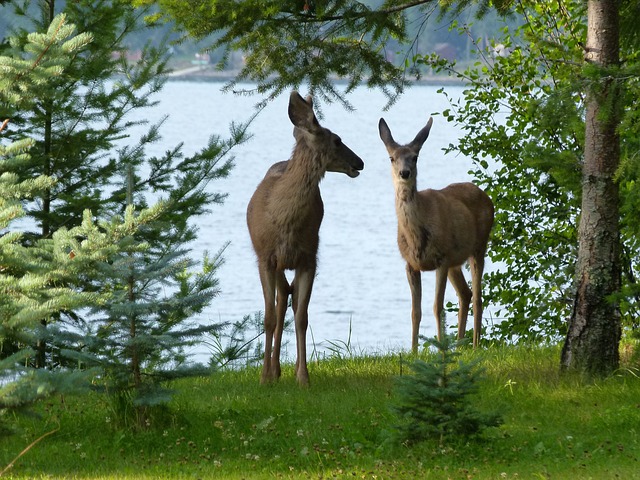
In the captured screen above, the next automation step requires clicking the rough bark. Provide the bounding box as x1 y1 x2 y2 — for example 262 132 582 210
561 1 622 376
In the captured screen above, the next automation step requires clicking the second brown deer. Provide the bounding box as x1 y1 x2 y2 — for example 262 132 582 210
247 91 364 386
378 117 494 350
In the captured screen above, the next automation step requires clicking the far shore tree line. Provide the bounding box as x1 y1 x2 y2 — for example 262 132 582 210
0 0 638 430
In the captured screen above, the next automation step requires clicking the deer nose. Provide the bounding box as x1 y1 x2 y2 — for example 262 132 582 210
399 169 411 179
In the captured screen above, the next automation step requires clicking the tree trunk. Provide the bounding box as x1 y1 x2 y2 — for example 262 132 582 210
35 3 56 370
561 1 621 376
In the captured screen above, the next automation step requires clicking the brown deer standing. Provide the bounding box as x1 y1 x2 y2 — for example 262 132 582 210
378 117 494 350
247 91 364 385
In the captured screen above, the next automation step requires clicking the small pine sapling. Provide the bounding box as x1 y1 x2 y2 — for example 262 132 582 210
391 315 502 445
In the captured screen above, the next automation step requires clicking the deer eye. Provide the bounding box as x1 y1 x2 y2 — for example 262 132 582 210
389 156 395 163
412 155 418 163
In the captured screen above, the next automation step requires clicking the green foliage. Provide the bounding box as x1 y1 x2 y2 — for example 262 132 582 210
391 326 501 445
0 13 92 109
421 1 640 342
0 12 101 423
131 0 516 107
1 0 252 431
50 207 218 428
142 0 408 106
2 0 172 241
0 356 89 415
617 62 640 324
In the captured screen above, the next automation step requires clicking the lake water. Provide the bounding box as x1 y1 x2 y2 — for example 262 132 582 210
130 80 489 361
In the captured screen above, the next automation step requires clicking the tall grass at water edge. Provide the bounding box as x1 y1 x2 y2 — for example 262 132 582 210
2 344 640 479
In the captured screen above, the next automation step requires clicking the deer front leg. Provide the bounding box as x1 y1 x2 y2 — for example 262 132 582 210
292 267 315 386
469 255 485 348
258 265 277 384
448 266 472 341
406 264 422 353
433 265 449 342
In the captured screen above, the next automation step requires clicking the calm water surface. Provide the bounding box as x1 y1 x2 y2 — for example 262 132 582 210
131 81 487 360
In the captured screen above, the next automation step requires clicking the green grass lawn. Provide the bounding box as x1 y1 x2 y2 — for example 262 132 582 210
2 344 640 479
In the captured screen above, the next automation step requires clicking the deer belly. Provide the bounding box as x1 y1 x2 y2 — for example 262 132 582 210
273 232 318 270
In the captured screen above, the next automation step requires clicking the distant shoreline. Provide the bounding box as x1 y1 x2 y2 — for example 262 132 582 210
165 65 465 86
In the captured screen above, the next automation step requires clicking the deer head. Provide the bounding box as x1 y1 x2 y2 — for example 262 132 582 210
289 92 363 178
378 117 433 182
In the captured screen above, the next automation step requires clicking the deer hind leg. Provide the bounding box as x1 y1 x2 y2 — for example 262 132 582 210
291 266 315 386
469 255 486 348
258 264 277 384
433 265 449 342
406 264 422 353
271 271 290 380
448 266 472 341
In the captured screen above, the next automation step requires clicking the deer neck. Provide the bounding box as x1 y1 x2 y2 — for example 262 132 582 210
394 178 418 205
286 142 325 184
394 179 427 241
273 143 325 214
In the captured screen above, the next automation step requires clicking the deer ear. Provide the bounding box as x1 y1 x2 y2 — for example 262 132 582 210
288 91 321 133
409 117 433 151
378 118 398 151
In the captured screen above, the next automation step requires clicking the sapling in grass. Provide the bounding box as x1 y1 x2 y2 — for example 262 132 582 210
391 315 502 445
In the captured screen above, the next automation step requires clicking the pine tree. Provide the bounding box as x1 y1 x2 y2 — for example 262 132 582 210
139 0 514 106
0 13 97 423
1 0 249 374
3 0 252 429
391 317 501 445
58 171 233 428
2 0 163 367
